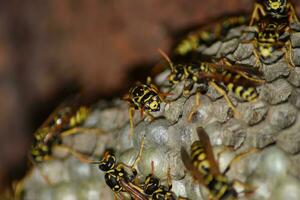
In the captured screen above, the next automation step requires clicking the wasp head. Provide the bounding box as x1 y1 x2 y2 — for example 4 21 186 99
99 149 116 171
143 174 161 195
263 0 286 12
168 64 185 84
145 95 161 112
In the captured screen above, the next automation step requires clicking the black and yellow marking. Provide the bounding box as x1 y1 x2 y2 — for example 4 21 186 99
30 105 91 163
181 127 238 200
219 69 261 102
246 15 295 67
94 138 145 199
161 49 264 120
124 77 165 136
250 0 299 26
174 15 249 56
142 165 176 200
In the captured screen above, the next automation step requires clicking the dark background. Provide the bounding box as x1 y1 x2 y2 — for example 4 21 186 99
1 0 299 191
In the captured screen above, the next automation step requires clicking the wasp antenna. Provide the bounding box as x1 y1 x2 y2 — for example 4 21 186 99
90 161 101 164
151 160 155 175
157 48 174 71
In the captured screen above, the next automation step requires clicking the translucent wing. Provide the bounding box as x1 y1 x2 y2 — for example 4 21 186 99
196 127 221 176
119 180 149 200
181 147 207 183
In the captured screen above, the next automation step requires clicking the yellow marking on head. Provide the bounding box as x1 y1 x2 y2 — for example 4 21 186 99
149 101 159 110
260 46 272 58
269 0 281 10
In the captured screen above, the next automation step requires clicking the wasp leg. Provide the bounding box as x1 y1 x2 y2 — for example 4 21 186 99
129 106 136 138
252 47 262 68
131 137 145 169
287 3 300 24
118 137 145 174
233 179 256 197
221 57 264 82
166 166 173 191
249 3 265 26
236 70 265 83
60 127 107 138
223 148 259 174
144 110 156 122
284 41 296 69
239 39 262 68
183 81 193 97
28 154 53 185
52 144 94 164
158 92 172 104
114 193 124 200
13 168 36 200
209 82 240 119
187 91 201 122
140 107 145 119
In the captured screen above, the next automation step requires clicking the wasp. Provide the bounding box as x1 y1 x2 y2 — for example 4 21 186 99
160 50 264 120
140 161 183 200
15 99 104 199
244 15 294 67
30 101 95 163
124 77 168 136
181 127 254 200
142 174 176 200
92 138 145 199
174 15 249 57
250 0 299 26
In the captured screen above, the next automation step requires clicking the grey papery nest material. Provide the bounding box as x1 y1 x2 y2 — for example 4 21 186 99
21 24 300 200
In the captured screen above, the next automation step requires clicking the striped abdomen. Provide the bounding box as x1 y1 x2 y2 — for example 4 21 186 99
174 15 248 56
68 106 89 128
207 175 238 200
191 141 211 176
219 71 259 102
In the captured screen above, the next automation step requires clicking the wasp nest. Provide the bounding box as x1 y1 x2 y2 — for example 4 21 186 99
20 22 300 200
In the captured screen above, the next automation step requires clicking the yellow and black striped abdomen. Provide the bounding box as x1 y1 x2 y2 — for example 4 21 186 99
226 82 258 102
190 141 211 175
174 15 248 56
219 70 259 102
206 175 237 200
69 106 89 128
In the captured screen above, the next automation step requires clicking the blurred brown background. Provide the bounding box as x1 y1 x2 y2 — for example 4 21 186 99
1 0 299 191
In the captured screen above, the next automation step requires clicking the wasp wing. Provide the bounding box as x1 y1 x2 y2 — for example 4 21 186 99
181 147 207 184
119 180 149 200
196 127 221 176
